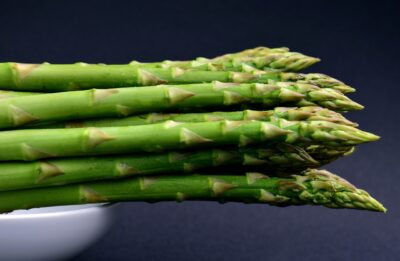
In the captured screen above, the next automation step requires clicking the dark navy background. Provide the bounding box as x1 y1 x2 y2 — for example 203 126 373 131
1 1 399 260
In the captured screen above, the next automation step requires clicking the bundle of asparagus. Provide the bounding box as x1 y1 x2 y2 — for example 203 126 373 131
0 47 385 213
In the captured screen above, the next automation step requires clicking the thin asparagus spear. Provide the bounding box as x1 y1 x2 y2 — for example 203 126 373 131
207 47 318 72
0 143 342 191
0 119 378 161
0 82 362 129
199 144 355 174
213 46 289 57
279 73 355 93
210 144 355 174
142 48 320 72
26 107 357 129
0 62 351 92
0 169 386 213
305 145 355 166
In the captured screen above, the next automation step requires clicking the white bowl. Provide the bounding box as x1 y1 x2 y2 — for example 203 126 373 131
0 203 118 261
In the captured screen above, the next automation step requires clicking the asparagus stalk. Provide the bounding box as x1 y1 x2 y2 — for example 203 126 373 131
214 46 289 56
132 46 288 70
208 47 318 71
0 82 362 129
0 90 39 100
0 62 352 93
279 73 355 93
213 144 355 174
305 145 355 166
0 143 347 192
142 48 320 72
0 119 378 161
27 106 357 129
0 169 386 213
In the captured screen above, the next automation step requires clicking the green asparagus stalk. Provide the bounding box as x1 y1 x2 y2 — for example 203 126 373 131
279 73 355 93
0 119 378 161
0 82 362 129
141 48 320 72
0 90 39 100
215 46 289 56
0 62 351 92
0 169 386 213
209 47 320 72
27 107 357 129
304 144 355 164
0 143 346 192
132 46 288 69
0 70 355 98
213 143 355 174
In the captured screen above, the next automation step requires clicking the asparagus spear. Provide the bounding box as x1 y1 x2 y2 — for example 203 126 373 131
134 46 288 70
142 49 320 72
0 169 386 213
279 73 355 93
208 47 319 72
0 82 362 129
0 119 378 161
0 47 348 93
0 90 39 100
214 46 289 57
0 143 345 191
0 62 351 92
213 144 355 175
27 107 357 129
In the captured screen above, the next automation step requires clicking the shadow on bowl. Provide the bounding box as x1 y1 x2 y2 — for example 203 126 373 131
0 203 119 261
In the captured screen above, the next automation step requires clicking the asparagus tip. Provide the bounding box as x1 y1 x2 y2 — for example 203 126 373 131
344 85 356 93
297 169 386 212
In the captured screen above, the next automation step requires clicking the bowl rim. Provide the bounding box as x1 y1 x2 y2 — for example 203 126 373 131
0 203 114 220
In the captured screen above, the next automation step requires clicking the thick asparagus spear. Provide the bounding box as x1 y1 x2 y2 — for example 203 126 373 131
0 169 386 213
0 82 362 129
0 143 347 191
0 119 378 161
27 107 357 129
0 62 351 92
0 90 39 100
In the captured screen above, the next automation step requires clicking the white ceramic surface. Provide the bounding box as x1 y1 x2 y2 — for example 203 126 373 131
0 204 118 261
